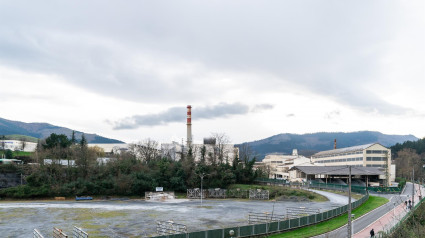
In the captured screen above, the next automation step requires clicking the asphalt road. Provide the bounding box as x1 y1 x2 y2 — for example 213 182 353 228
313 182 414 238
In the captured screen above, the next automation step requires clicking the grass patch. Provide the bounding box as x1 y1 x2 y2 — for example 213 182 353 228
71 209 128 220
228 184 328 202
269 196 388 238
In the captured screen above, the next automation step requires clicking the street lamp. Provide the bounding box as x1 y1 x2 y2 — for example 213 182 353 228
199 173 207 206
393 202 396 227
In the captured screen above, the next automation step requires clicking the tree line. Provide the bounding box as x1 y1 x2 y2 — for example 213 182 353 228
391 138 425 181
0 133 263 198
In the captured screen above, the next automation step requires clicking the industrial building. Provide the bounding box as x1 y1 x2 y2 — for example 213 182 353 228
254 149 313 180
311 143 395 185
0 139 37 152
289 166 386 187
161 105 238 163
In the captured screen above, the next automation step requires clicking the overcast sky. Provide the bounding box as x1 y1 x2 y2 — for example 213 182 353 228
0 0 424 144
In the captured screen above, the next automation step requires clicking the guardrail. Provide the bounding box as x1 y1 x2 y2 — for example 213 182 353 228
152 187 369 238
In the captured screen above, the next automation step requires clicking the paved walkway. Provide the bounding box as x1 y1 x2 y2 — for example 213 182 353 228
354 183 424 238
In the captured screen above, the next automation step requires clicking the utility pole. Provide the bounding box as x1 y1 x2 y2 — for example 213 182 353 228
199 173 206 206
412 169 415 209
348 165 352 238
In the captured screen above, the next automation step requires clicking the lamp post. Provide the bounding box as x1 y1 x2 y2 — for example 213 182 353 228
351 214 355 237
199 173 207 206
393 202 396 227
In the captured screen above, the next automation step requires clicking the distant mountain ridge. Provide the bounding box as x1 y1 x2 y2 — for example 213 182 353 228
0 117 124 144
238 131 418 160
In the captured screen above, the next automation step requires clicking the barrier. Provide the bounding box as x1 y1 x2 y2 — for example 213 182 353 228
72 226 89 238
53 227 68 238
157 220 187 235
153 190 369 237
33 229 44 238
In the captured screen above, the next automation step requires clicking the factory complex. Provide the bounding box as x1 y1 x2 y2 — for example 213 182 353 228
1 105 395 187
255 142 395 187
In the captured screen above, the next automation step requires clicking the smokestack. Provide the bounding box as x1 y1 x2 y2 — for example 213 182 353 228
334 139 337 149
187 105 192 147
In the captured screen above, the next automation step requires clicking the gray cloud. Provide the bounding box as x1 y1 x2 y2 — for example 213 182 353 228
286 114 295 117
113 103 270 130
0 1 423 115
325 110 341 120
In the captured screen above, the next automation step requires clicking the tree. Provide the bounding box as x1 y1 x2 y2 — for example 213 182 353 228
128 139 160 163
211 132 231 164
5 149 13 159
43 133 72 149
71 131 76 144
0 135 5 150
395 148 422 179
20 137 27 151
75 134 95 178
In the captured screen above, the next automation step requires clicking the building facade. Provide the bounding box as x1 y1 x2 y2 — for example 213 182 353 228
311 143 395 185
255 149 313 180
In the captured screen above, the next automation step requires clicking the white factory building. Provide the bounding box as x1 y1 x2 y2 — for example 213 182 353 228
311 143 395 186
0 140 37 152
255 149 313 180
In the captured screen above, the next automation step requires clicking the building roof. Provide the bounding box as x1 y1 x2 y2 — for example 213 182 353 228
290 166 384 176
312 143 387 157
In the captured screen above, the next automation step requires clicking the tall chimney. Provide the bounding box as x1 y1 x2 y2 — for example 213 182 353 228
187 105 192 147
334 139 337 149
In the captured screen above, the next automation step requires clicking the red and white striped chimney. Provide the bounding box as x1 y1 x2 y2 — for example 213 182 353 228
187 105 192 146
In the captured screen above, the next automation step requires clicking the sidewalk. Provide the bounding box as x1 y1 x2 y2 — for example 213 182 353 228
354 184 424 238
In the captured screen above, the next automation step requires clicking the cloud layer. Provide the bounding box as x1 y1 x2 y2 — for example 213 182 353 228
0 1 423 116
113 103 273 129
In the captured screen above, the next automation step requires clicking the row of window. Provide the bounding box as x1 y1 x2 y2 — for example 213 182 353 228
366 150 388 154
313 151 363 159
366 164 384 167
366 157 387 161
316 157 363 163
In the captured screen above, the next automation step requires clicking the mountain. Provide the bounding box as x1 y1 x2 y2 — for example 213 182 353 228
0 117 124 144
239 131 418 160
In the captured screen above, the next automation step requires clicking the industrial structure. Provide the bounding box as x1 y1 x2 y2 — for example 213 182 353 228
187 105 192 147
254 149 313 180
255 142 395 187
0 139 37 152
311 143 395 185
160 105 238 163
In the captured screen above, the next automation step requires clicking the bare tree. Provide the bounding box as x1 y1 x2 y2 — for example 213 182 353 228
20 137 27 151
129 138 160 163
211 132 231 164
238 143 255 165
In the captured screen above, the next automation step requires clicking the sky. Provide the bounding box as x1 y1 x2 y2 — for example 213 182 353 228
0 0 424 144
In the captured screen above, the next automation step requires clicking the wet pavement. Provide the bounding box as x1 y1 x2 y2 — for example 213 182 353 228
0 190 348 237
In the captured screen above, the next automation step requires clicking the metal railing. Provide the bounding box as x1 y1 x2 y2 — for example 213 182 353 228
53 227 68 238
33 229 44 238
72 226 89 238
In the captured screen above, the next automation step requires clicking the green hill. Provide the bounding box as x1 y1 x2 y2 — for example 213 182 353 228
238 131 418 160
0 117 124 144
